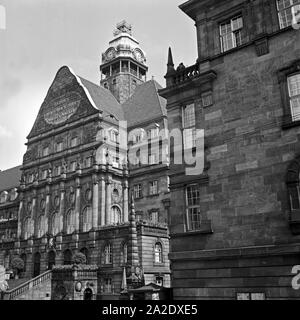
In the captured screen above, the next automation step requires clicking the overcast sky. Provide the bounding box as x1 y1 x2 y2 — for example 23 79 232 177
0 0 197 171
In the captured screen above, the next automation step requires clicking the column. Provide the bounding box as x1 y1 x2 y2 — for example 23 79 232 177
123 180 129 222
17 194 24 238
105 176 112 225
92 174 99 229
32 190 37 237
59 182 65 233
45 186 51 234
99 175 106 226
75 177 81 232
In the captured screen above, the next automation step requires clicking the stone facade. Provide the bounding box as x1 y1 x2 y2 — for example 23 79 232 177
159 0 300 299
0 22 170 299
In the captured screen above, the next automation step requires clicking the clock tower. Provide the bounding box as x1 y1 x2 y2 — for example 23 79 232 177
100 21 148 104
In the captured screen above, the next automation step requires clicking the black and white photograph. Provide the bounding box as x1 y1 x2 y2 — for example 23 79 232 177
0 0 300 310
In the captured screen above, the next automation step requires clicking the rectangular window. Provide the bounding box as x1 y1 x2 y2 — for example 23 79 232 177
42 146 49 157
70 161 77 172
237 292 265 300
289 185 300 210
55 166 61 176
220 15 243 52
56 142 63 152
147 127 159 139
110 130 119 143
149 211 159 223
133 184 142 199
104 278 112 293
186 185 201 231
71 137 78 148
201 91 213 107
277 0 300 29
155 276 164 286
182 104 196 149
287 73 300 121
149 181 158 195
42 169 48 180
85 156 92 168
148 153 157 165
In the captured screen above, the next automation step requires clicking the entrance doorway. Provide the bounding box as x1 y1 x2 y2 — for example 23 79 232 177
48 251 56 270
33 252 41 277
83 288 93 300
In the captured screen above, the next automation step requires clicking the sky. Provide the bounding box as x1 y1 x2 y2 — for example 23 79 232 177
0 0 197 171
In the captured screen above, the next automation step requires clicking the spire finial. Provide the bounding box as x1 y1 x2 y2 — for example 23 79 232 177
167 47 175 74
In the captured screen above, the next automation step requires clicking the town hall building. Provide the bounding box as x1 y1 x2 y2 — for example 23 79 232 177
0 21 170 300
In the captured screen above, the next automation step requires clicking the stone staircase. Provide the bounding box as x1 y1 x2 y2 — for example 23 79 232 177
2 270 52 300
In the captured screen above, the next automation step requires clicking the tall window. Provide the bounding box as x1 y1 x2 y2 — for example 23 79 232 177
149 211 159 224
42 169 48 180
182 104 196 149
110 129 119 143
103 243 112 264
148 153 157 165
121 242 128 264
82 207 92 232
42 146 49 157
154 242 163 263
186 185 201 231
56 141 63 152
36 215 44 238
220 15 243 52
51 212 60 235
149 181 158 195
23 217 32 240
276 0 300 29
289 185 300 210
55 165 61 177
133 184 142 199
66 209 75 234
104 278 112 292
112 206 122 224
70 161 77 172
287 74 300 121
147 127 159 139
71 136 78 148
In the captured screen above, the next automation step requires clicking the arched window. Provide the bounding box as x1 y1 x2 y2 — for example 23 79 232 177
80 247 89 264
0 191 8 204
23 217 32 240
51 212 60 235
154 242 163 264
81 207 92 232
20 253 27 273
36 215 44 238
111 206 122 224
103 243 112 264
121 242 127 265
66 209 75 234
10 188 18 201
63 249 72 265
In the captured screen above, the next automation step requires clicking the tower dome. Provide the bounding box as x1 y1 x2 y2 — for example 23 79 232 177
100 21 148 104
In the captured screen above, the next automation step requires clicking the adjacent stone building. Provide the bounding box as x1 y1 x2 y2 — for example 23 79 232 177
0 21 170 299
159 0 300 299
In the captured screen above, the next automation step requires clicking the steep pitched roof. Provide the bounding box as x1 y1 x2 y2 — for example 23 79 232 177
78 76 124 121
0 166 22 192
122 80 167 127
